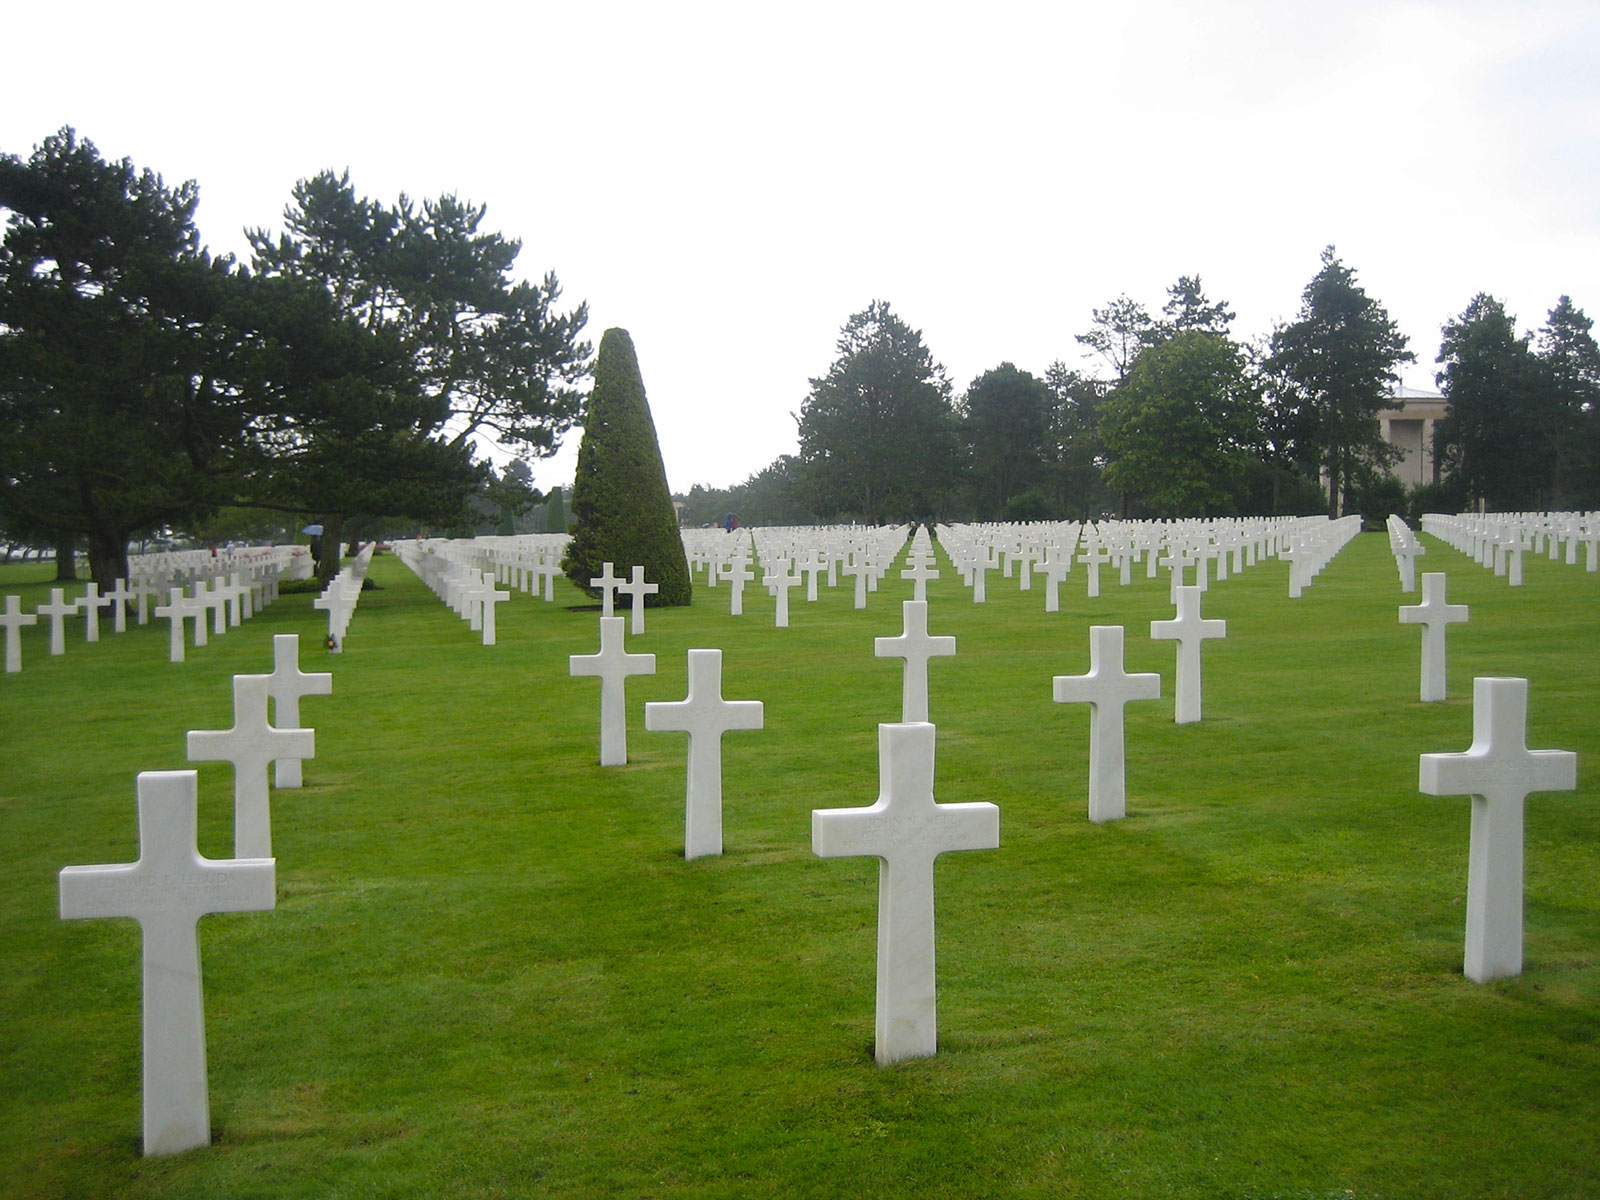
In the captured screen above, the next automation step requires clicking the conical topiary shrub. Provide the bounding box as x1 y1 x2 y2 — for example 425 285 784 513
561 328 692 605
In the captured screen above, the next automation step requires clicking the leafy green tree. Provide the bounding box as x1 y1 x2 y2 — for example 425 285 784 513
1436 293 1549 510
248 171 591 578
562 329 690 605
0 128 251 585
796 301 957 523
1098 330 1262 517
1265 247 1414 518
959 363 1051 519
1042 363 1109 521
1536 295 1600 507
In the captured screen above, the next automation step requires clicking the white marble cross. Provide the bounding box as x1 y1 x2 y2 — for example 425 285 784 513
569 616 656 765
812 722 999 1065
153 588 195 663
724 557 754 616
900 558 939 603
875 600 956 723
1161 546 1197 604
1079 542 1111 599
1150 585 1227 724
37 588 76 656
1039 556 1071 613
102 578 134 633
479 572 511 645
265 634 332 788
764 560 799 628
1419 677 1578 982
59 770 275 1156
1 594 39 672
618 565 659 635
1052 626 1161 822
76 583 108 643
644 649 764 859
835 555 867 609
187 584 211 648
1399 572 1469 702
187 674 315 858
589 561 623 618
797 552 827 602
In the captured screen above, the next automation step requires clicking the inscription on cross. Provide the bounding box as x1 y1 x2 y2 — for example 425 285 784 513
59 770 275 1156
812 723 999 1065
1419 677 1577 982
645 648 764 859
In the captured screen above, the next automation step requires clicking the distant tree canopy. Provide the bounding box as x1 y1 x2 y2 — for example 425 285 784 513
959 363 1052 520
562 329 691 606
796 301 957 524
1100 329 1262 517
1437 293 1600 511
1265 247 1414 518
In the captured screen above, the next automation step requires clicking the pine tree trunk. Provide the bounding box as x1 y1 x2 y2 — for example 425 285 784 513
54 532 78 581
316 514 345 585
85 528 130 588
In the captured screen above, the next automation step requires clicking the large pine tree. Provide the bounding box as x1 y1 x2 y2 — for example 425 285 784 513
561 329 691 605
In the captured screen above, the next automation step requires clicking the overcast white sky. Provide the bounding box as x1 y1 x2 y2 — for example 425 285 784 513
5 1 1597 493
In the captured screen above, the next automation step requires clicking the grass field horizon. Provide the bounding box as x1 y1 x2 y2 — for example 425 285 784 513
2 529 1596 1199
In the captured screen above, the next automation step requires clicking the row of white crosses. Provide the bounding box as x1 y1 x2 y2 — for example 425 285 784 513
58 634 332 1155
1050 586 1228 821
312 545 376 652
818 595 997 1065
410 534 571 604
1386 514 1426 592
931 515 1357 608
1421 511 1600 581
394 547 514 645
3 553 297 673
567 607 764 860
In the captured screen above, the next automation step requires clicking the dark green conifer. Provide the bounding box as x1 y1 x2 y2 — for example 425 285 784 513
561 329 691 605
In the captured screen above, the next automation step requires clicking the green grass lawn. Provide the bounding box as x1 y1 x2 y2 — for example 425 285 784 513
2 531 1596 1200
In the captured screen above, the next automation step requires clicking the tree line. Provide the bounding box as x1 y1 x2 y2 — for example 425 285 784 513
682 251 1598 527
0 129 591 584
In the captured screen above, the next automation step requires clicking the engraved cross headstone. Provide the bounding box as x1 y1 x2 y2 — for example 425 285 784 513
265 634 332 788
59 770 275 1156
1 594 39 672
1052 625 1161 822
569 616 656 765
812 723 999 1065
1150 585 1227 724
644 648 764 859
37 588 76 656
1419 677 1577 982
875 600 956 724
1399 572 1469 702
187 674 315 858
